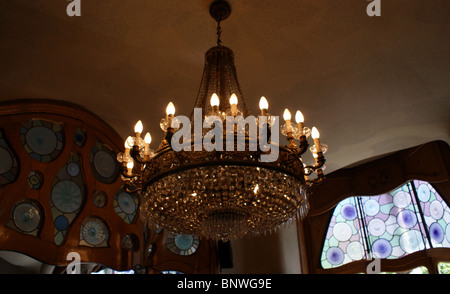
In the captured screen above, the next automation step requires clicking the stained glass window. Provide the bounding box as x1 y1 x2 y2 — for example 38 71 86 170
438 262 450 274
321 180 450 269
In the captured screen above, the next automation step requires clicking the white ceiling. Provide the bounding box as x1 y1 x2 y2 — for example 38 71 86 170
1 0 449 174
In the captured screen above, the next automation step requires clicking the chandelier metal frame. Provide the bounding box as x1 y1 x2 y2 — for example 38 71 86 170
117 0 327 241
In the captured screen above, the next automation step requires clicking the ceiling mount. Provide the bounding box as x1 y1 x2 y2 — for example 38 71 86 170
209 0 231 23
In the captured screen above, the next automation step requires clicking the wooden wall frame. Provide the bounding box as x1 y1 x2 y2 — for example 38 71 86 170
0 99 218 273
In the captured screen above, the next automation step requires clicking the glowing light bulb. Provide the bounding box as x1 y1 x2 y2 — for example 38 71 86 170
283 108 292 133
126 161 134 169
259 96 268 110
311 127 322 152
229 93 238 105
144 132 151 157
124 136 132 149
134 120 143 134
126 161 134 175
311 127 320 139
144 132 151 144
210 93 220 107
166 102 175 116
230 93 238 115
283 109 291 121
296 110 304 137
166 102 175 129
295 111 304 123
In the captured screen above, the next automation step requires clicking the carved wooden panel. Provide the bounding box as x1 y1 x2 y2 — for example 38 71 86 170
0 99 218 273
0 99 143 271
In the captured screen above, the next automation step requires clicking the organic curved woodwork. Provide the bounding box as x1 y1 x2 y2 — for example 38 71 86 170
0 99 142 271
0 99 217 274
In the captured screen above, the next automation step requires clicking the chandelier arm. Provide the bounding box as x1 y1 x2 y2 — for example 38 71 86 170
305 172 325 186
130 145 152 165
119 162 142 181
122 184 142 194
297 136 309 155
303 152 326 171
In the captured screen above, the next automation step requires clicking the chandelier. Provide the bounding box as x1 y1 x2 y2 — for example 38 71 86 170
117 0 327 241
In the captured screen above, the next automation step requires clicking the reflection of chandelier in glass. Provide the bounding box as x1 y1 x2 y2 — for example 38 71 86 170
117 0 327 241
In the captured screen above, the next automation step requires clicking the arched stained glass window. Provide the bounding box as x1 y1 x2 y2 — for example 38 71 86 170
321 180 450 269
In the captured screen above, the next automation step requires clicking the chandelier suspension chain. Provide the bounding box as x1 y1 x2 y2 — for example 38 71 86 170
216 19 223 46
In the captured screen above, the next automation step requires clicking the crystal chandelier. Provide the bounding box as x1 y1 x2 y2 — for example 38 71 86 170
117 0 327 241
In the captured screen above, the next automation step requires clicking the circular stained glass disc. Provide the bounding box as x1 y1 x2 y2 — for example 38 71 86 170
393 191 411 208
333 223 352 241
430 222 444 243
341 204 357 220
326 247 344 265
397 210 417 229
93 150 116 179
54 215 69 231
364 199 380 216
430 201 444 220
66 162 80 177
117 192 136 214
82 219 108 246
399 230 425 254
25 126 57 155
51 180 83 213
417 184 430 202
347 241 364 261
13 202 41 233
0 147 13 174
175 234 194 250
372 238 392 258
368 218 386 237
167 233 200 256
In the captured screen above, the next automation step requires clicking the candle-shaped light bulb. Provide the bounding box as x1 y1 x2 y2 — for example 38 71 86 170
124 136 132 160
166 102 175 116
229 93 238 116
283 109 291 121
125 136 132 149
126 161 134 176
283 108 292 132
311 126 320 139
295 110 304 136
311 126 322 152
259 96 269 116
166 102 175 128
144 132 151 156
134 120 143 140
295 110 304 123
210 93 220 113
144 132 151 144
